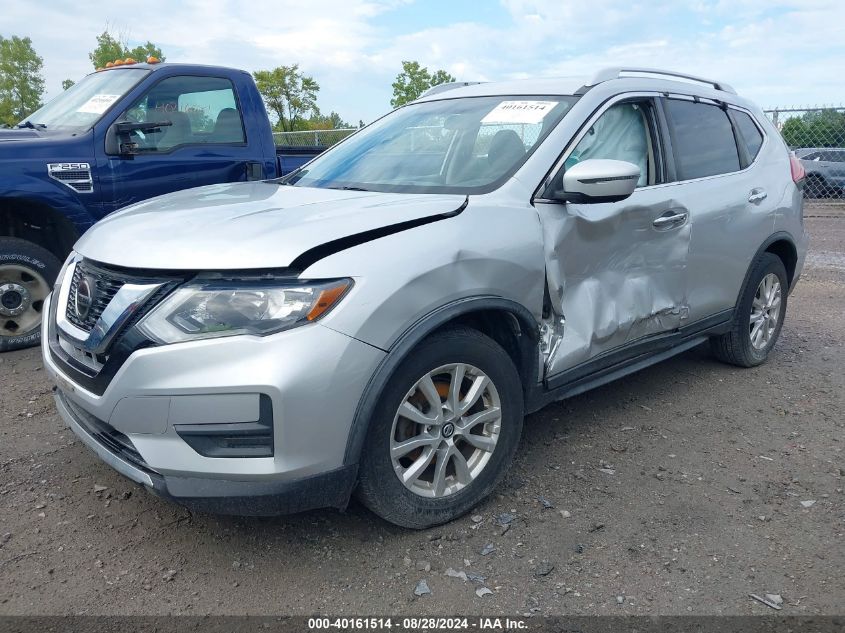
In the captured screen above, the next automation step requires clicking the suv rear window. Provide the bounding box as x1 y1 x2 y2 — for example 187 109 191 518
732 110 764 162
666 99 740 180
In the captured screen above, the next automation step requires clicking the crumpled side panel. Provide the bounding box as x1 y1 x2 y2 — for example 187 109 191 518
540 198 690 376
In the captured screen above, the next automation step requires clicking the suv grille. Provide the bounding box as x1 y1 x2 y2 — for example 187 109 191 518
65 260 127 331
63 259 183 335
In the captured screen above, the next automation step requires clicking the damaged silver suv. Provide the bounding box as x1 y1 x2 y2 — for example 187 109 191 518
44 68 808 528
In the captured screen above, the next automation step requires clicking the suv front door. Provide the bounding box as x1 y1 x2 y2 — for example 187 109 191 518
536 97 691 381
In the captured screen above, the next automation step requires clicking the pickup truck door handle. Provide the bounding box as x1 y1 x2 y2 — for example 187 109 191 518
748 188 768 204
652 210 688 229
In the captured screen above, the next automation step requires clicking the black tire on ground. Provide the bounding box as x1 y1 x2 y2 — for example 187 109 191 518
356 326 524 529
710 252 788 368
0 237 61 352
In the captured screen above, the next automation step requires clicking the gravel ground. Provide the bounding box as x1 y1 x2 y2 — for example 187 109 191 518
1 205 843 616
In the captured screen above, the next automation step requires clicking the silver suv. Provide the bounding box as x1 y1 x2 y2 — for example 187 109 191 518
43 68 808 528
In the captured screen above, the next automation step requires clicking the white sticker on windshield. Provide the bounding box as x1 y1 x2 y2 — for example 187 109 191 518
77 94 121 114
482 100 558 125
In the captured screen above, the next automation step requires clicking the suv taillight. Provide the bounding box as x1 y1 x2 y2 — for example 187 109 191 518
790 152 806 183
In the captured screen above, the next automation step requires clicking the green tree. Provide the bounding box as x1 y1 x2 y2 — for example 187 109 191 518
61 79 75 91
780 109 845 148
253 64 320 132
390 60 456 108
89 30 165 69
297 111 351 130
0 35 45 127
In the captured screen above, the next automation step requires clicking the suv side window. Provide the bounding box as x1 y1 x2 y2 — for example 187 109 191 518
122 76 245 152
731 110 764 163
564 101 660 187
665 99 740 180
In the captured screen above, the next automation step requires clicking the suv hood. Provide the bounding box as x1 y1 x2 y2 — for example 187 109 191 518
76 181 466 270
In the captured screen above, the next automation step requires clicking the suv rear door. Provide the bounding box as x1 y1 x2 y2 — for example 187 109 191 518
661 97 775 324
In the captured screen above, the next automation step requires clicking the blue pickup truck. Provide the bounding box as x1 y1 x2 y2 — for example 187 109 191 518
0 60 328 351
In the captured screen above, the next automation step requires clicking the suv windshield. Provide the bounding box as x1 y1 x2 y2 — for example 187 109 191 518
283 95 578 194
20 68 150 133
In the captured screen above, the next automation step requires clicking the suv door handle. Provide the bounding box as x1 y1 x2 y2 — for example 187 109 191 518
748 188 767 203
653 210 688 229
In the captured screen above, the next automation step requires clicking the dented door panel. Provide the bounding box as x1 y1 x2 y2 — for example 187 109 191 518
537 185 690 377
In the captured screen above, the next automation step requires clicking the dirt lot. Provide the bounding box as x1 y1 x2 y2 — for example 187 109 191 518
1 205 843 616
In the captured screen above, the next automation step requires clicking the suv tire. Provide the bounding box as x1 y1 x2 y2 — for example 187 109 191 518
0 238 60 352
356 326 523 529
710 252 788 368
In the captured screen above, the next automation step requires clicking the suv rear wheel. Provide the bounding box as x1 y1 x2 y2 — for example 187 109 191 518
710 252 788 367
356 327 524 529
0 238 60 352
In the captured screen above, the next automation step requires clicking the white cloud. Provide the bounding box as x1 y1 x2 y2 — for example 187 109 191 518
2 0 843 122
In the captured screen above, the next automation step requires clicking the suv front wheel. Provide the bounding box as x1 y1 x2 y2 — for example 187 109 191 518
356 327 524 529
710 252 788 367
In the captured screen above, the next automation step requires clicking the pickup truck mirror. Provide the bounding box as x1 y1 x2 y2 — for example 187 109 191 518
105 119 173 156
549 158 640 204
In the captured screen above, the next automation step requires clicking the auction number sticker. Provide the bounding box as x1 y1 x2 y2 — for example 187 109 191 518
77 94 121 114
481 100 558 124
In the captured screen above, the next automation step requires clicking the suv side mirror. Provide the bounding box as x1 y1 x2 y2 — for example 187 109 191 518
105 120 173 156
551 159 640 204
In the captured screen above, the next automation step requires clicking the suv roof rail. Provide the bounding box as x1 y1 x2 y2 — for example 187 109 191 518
589 67 736 95
420 81 487 98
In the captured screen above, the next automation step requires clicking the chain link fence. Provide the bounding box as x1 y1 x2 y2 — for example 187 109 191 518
272 128 358 147
764 106 845 199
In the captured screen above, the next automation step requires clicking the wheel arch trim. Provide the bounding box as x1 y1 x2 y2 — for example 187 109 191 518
746 231 799 296
342 296 539 467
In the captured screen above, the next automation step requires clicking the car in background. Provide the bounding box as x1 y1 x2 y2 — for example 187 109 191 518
795 147 845 197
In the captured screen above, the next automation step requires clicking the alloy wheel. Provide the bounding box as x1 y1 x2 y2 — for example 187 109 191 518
390 363 502 498
749 273 782 350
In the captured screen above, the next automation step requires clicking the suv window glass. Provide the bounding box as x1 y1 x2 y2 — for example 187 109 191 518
283 95 578 195
666 99 740 179
565 102 654 187
732 110 764 161
121 76 244 151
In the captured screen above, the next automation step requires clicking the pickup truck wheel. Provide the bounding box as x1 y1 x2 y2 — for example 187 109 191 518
710 252 788 368
356 327 523 529
0 238 60 352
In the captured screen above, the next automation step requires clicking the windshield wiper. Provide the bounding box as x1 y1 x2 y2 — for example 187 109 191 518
328 185 371 192
17 121 46 129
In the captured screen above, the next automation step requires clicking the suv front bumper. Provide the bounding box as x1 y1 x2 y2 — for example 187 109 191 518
42 292 385 515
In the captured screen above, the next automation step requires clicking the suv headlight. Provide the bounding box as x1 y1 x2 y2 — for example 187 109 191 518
137 278 352 344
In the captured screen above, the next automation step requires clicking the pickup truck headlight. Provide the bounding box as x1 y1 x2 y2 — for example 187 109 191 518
137 278 352 344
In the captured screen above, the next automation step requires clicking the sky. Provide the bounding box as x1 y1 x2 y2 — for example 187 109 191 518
3 0 845 124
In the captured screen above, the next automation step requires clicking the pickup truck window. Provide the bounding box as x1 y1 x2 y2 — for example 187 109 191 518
20 68 149 133
120 76 245 151
283 95 578 194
